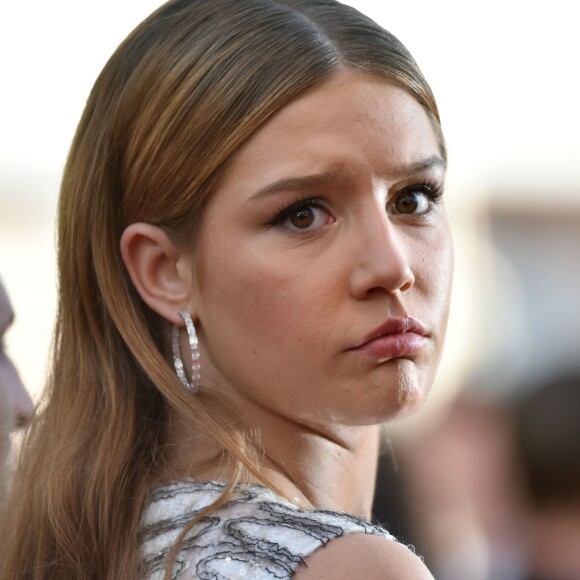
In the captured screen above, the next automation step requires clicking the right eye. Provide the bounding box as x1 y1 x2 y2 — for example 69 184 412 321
272 198 334 233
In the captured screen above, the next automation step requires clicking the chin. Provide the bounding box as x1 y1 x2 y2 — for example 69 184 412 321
395 361 432 417
337 386 430 427
370 360 433 423
394 390 429 420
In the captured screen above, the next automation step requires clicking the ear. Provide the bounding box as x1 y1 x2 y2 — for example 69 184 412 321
120 223 194 326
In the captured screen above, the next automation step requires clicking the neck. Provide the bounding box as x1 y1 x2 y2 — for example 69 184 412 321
163 405 381 519
258 421 381 519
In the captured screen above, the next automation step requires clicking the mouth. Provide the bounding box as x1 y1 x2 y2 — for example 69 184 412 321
347 316 428 359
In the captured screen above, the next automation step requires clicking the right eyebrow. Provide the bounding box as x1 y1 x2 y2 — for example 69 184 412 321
246 166 354 202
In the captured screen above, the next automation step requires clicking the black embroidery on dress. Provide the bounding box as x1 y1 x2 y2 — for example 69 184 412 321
140 481 392 579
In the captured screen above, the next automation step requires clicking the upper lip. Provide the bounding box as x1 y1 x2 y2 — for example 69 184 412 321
349 316 428 350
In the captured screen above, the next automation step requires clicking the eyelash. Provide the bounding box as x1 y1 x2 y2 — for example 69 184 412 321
268 180 444 227
269 196 328 226
395 181 444 205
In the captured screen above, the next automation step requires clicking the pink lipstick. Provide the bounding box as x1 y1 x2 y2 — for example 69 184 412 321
349 317 428 359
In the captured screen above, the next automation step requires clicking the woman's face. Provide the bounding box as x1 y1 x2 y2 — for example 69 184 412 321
0 280 34 464
192 70 453 428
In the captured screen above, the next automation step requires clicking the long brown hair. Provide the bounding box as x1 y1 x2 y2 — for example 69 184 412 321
0 1 444 577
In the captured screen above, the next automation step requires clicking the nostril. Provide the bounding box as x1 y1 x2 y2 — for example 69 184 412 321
399 268 415 293
392 262 415 295
13 384 35 431
15 408 34 430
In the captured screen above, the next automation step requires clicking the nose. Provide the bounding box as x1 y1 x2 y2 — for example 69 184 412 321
11 375 34 430
1 357 35 432
348 210 415 300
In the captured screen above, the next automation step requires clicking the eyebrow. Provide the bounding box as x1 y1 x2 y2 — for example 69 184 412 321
247 166 354 201
246 156 446 202
394 155 446 179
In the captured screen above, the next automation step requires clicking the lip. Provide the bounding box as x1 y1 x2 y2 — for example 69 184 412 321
348 317 428 359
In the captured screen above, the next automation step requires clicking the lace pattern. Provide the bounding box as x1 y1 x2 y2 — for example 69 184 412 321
140 480 393 579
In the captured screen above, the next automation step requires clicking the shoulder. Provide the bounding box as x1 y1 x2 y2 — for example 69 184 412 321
293 533 433 580
141 481 427 579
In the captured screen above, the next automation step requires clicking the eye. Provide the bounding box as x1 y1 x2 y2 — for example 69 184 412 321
288 206 317 229
271 198 334 232
393 184 441 216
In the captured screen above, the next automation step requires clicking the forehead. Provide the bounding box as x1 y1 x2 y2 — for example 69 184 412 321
216 70 441 193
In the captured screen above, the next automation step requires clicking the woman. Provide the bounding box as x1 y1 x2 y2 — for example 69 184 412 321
0 279 34 501
1 0 453 578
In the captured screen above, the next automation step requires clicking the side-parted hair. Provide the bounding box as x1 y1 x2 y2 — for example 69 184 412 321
0 1 443 577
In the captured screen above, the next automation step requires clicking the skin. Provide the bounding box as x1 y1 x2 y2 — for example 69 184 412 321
192 71 451 426
0 279 34 476
190 68 450 493
122 68 451 578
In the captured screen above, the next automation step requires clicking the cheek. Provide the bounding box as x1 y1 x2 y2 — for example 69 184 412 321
436 229 455 311
209 256 336 344
195 236 340 365
194 233 353 423
415 224 454 307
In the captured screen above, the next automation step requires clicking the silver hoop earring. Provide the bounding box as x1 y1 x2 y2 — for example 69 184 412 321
172 310 201 393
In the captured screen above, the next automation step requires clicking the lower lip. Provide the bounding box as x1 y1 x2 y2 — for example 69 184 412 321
353 333 427 359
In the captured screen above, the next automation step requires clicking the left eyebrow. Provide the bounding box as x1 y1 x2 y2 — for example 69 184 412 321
389 155 446 180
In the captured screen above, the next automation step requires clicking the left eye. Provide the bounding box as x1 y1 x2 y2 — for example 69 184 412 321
393 186 435 215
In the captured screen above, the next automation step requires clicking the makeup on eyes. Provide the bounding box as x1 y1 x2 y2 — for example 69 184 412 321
390 180 444 216
268 196 332 230
266 176 444 230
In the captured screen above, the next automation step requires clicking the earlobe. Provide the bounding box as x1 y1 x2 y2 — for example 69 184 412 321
120 223 194 326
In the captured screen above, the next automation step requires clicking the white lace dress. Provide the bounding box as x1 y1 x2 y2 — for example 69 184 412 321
140 480 394 579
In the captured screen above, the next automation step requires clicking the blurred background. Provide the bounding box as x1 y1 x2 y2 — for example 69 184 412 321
1 1 579 578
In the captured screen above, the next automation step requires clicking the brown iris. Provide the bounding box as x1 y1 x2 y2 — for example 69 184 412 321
395 191 422 214
289 207 315 228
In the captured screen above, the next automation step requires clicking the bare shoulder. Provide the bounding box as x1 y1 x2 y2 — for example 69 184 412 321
293 533 434 580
